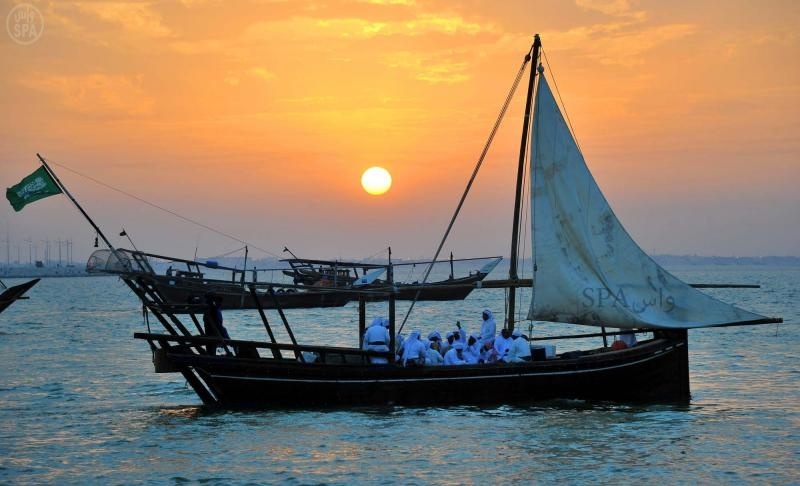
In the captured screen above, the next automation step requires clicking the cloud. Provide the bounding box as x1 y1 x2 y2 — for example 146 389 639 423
20 73 154 117
575 0 646 20
169 39 225 55
543 22 696 66
74 2 171 38
216 12 493 46
250 67 277 82
357 0 416 5
385 52 470 84
356 0 417 7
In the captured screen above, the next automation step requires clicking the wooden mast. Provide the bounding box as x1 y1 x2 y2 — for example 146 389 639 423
507 35 541 332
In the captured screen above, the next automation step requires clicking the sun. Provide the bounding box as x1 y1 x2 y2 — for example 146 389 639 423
360 167 392 196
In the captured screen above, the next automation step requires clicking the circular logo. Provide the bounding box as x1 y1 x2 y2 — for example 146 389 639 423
7 3 44 45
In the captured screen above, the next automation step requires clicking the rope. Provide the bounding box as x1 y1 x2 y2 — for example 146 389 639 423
542 48 583 156
43 157 282 258
206 245 248 259
404 263 416 283
397 49 533 335
364 246 390 261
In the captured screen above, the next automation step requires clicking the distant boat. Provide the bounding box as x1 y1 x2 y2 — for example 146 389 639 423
86 249 353 311
281 254 358 287
26 35 781 407
0 278 39 315
85 248 498 310
282 255 502 301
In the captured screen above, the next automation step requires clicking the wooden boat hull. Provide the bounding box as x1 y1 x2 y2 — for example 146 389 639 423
0 278 39 314
370 275 484 301
147 330 690 407
147 275 351 310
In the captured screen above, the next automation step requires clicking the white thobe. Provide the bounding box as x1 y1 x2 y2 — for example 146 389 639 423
425 347 444 366
463 342 481 364
480 311 496 343
507 337 532 362
440 339 453 357
493 336 513 362
402 334 427 366
443 348 466 365
363 324 390 364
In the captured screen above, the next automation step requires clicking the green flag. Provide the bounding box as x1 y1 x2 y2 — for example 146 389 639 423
6 166 62 212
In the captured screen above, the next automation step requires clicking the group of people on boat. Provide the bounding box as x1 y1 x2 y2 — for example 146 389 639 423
362 308 534 366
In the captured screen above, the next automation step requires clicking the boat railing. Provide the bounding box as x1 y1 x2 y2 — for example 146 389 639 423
141 277 397 294
133 332 393 365
528 329 656 342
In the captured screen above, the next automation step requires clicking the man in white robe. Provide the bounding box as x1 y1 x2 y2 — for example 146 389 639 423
440 331 455 357
443 341 467 365
507 328 532 362
453 321 468 347
480 339 498 363
493 328 513 362
425 339 444 366
479 309 496 344
401 330 426 367
463 333 481 364
362 317 390 364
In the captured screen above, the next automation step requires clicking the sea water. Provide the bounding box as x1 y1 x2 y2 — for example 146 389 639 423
0 266 798 484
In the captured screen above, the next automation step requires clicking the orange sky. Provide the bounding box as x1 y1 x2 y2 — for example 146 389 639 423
1 0 798 263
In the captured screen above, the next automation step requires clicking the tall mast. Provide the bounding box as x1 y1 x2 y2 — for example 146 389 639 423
36 153 116 252
507 34 541 332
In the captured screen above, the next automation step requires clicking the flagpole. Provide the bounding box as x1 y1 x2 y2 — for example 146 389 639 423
35 153 116 251
120 228 140 252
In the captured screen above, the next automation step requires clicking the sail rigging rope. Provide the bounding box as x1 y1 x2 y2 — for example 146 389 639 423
541 48 583 156
397 48 533 335
206 245 249 260
42 157 282 258
364 246 390 261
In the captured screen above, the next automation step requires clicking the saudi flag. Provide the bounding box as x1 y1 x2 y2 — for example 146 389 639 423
6 166 62 211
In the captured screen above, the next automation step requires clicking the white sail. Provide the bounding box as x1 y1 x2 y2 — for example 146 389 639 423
527 74 768 329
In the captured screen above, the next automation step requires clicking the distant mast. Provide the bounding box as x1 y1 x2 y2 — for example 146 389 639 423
507 34 541 331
